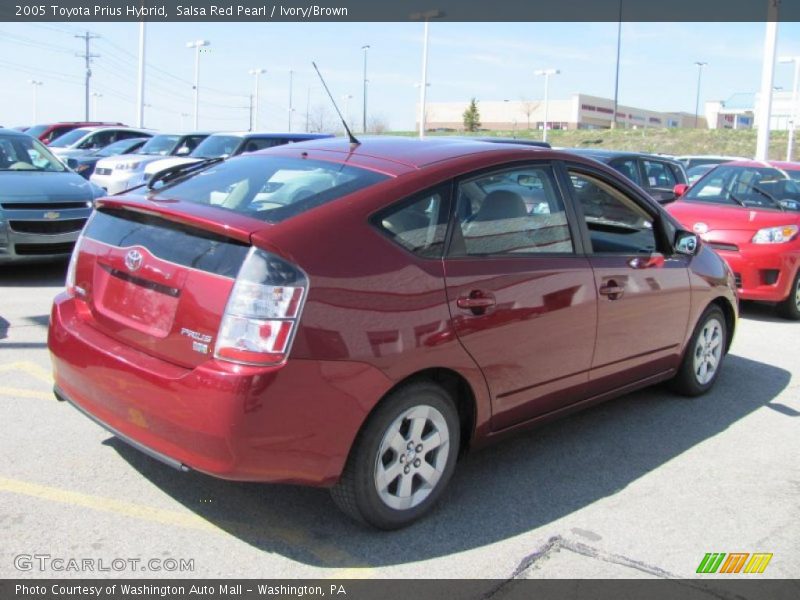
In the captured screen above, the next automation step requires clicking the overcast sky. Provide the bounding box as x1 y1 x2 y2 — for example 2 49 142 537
1 21 799 132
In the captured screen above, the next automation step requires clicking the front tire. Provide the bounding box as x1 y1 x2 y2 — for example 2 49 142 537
776 270 800 320
330 381 460 529
670 305 727 397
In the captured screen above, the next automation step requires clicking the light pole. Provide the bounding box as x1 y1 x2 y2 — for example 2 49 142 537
612 0 622 128
534 68 559 143
779 56 800 161
288 69 294 132
91 92 103 120
28 80 43 123
136 23 146 128
693 61 707 129
361 45 370 133
756 0 779 161
412 9 443 139
186 39 210 130
248 68 266 131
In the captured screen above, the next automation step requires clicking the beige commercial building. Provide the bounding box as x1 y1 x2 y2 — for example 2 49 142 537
420 93 704 132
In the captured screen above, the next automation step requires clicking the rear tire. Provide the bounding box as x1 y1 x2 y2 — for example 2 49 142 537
670 305 727 397
776 270 800 321
330 381 460 530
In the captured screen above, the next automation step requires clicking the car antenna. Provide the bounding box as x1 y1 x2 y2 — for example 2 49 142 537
312 61 360 148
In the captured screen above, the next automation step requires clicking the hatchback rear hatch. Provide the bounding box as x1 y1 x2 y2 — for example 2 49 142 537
69 152 390 368
72 200 259 369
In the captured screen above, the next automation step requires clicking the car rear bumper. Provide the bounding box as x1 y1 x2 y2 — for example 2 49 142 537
714 243 799 302
89 171 141 195
48 293 390 485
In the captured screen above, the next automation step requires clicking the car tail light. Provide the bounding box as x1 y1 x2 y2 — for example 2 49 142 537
65 228 89 297
214 247 308 366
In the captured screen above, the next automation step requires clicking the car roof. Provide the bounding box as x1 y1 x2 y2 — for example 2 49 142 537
724 160 800 171
0 129 30 139
261 135 557 173
568 148 682 163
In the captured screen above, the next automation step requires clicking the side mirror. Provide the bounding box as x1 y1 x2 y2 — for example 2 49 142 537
673 183 689 198
66 158 77 169
674 231 699 256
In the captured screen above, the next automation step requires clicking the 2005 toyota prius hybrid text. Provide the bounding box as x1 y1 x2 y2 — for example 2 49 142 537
48 138 738 529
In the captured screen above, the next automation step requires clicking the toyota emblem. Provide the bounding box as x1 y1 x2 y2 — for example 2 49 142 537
125 249 143 272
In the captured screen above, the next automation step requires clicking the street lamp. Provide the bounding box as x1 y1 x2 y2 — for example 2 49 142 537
288 69 294 132
694 61 707 129
91 92 103 120
779 56 800 161
411 9 444 139
361 45 370 133
534 68 559 143
249 68 266 131
186 39 210 130
28 80 43 123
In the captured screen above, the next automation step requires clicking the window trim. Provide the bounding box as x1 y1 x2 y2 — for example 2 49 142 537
562 161 673 257
444 160 584 260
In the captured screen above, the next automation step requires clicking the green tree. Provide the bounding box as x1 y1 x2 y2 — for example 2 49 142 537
463 98 481 132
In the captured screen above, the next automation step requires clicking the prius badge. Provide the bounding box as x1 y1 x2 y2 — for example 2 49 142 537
125 249 143 272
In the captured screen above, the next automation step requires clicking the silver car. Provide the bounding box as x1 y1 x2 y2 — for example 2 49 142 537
0 130 103 263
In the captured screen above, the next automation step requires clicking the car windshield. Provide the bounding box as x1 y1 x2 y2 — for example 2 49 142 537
148 155 388 223
189 135 242 159
139 135 180 156
95 139 141 157
0 135 67 172
24 124 50 138
684 165 800 212
48 128 92 148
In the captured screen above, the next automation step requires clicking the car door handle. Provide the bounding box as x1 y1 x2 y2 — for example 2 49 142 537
457 291 496 314
599 281 625 299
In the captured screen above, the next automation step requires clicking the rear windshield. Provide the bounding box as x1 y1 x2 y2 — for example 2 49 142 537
148 155 389 223
49 128 92 147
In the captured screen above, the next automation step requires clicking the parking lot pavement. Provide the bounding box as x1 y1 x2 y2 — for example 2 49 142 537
1 263 798 582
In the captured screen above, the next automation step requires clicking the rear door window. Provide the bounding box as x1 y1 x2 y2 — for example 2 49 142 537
373 185 450 258
642 159 677 189
451 164 575 256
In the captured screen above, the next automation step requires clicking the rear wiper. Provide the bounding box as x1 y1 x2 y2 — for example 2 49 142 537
147 157 224 190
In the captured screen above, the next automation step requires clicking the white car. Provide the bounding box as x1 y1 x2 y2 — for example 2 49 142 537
90 132 210 194
48 126 154 159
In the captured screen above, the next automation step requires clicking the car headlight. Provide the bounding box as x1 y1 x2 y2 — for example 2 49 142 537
115 161 142 171
751 224 799 244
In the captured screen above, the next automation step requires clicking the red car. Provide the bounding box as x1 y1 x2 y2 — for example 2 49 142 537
25 121 126 145
48 138 737 528
668 161 800 320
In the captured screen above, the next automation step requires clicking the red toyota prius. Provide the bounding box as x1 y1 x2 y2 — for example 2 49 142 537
668 161 800 320
48 138 737 529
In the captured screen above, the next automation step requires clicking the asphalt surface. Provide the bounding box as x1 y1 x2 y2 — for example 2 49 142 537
1 261 798 582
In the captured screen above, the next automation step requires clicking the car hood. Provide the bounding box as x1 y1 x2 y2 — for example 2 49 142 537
667 200 800 233
95 154 169 170
143 157 200 175
0 171 104 202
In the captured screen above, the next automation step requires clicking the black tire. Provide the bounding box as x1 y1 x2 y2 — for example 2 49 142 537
669 305 728 397
776 270 800 321
330 380 460 530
